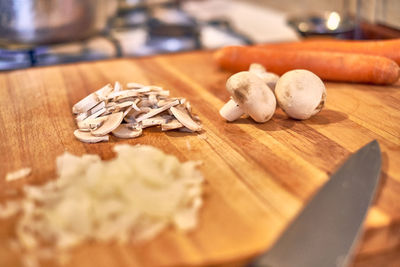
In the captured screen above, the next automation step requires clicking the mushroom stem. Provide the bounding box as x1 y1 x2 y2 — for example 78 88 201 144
219 99 244 121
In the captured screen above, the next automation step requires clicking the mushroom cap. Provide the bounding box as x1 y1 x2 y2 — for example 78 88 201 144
275 69 326 120
249 63 280 91
226 71 276 123
258 72 280 91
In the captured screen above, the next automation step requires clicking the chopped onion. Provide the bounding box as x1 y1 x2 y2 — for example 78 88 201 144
0 144 204 266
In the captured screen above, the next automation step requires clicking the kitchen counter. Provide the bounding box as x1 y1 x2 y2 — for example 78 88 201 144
0 51 399 266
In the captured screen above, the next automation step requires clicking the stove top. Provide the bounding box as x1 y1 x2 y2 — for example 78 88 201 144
0 3 251 71
0 0 298 71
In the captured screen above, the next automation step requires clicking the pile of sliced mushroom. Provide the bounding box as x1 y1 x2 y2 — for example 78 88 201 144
73 82 202 143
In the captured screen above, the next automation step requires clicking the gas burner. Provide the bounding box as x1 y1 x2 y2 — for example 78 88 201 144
147 6 201 51
34 37 118 66
114 6 148 28
112 4 250 57
0 37 118 70
0 49 32 70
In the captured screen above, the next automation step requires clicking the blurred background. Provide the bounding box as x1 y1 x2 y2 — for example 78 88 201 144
0 0 399 70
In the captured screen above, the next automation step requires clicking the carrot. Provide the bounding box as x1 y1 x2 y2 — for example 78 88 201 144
214 46 400 85
258 38 400 65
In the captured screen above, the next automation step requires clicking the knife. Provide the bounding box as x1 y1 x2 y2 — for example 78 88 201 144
249 140 382 267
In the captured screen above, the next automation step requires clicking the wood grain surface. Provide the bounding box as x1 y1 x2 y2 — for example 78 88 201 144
0 51 399 267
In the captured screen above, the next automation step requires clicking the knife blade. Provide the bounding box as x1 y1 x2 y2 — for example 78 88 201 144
250 140 382 267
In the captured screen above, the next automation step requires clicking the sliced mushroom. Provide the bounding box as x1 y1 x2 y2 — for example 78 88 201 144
72 84 112 114
124 107 151 122
91 112 124 136
170 106 202 132
106 102 117 112
132 99 141 111
192 114 201 122
84 107 107 121
141 116 167 128
73 130 109 143
75 101 105 122
138 98 154 108
114 101 134 112
75 111 90 122
161 114 174 121
135 86 152 93
157 96 169 102
178 127 194 133
77 116 109 131
161 119 183 131
95 84 113 101
123 106 133 117
135 99 180 123
72 81 202 143
147 90 169 97
107 90 140 101
112 124 143 138
72 94 99 115
124 116 136 124
89 101 106 115
114 81 122 92
157 99 175 107
185 101 192 114
148 85 163 91
126 82 145 89
148 94 158 106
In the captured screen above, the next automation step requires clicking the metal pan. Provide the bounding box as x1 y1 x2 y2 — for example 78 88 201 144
0 0 118 48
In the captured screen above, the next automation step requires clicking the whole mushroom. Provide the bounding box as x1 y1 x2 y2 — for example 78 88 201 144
275 69 327 120
219 71 276 123
249 63 280 91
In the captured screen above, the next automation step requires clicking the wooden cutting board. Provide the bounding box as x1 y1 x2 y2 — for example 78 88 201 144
0 51 399 267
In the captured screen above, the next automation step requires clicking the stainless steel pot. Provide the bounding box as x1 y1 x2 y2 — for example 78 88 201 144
0 0 118 47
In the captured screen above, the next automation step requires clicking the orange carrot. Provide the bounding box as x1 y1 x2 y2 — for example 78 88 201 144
214 46 400 85
258 38 400 65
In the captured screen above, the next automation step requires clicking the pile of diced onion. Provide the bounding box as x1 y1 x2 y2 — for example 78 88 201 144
0 144 204 265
